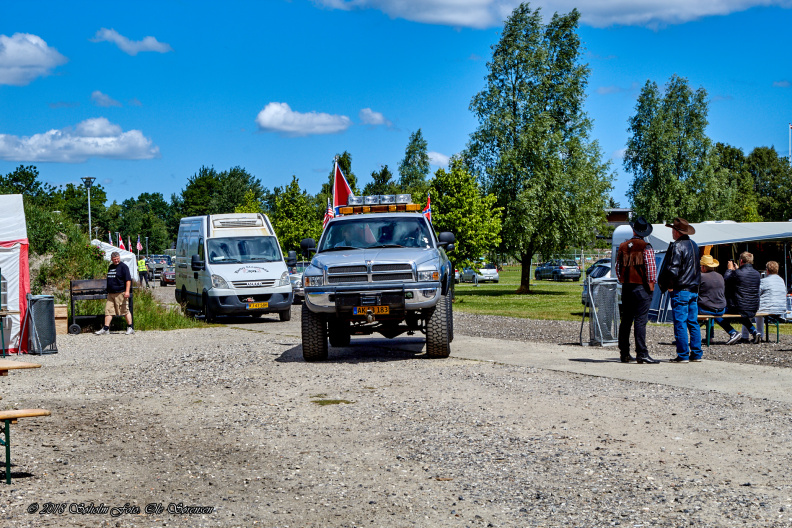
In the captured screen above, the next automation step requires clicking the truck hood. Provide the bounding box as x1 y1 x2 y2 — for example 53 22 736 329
311 247 440 270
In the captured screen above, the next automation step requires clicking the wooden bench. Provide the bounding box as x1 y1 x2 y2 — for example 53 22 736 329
698 312 782 346
0 409 51 484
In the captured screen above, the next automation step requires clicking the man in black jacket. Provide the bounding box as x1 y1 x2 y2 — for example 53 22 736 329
722 251 761 345
657 218 702 363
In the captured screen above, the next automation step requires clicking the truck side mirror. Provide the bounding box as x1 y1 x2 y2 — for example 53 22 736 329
191 254 204 271
438 232 455 249
300 238 316 258
286 250 297 268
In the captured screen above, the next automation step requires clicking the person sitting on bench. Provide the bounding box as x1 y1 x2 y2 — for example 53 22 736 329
698 255 727 342
741 260 786 341
723 252 761 345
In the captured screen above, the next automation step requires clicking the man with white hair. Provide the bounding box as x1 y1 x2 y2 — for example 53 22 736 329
95 251 134 335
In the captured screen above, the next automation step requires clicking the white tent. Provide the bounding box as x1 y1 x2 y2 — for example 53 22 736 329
646 221 792 251
0 194 30 354
90 240 140 283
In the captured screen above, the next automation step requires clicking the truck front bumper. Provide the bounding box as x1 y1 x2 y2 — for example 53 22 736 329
305 282 442 314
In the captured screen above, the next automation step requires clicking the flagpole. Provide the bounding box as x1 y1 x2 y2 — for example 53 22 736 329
788 123 791 166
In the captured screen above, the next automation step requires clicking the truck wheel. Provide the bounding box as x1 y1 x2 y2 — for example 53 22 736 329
328 319 351 347
279 308 292 322
446 293 454 343
301 303 328 361
426 293 451 358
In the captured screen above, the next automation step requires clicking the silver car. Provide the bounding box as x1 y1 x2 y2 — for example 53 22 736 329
289 261 310 303
460 263 499 283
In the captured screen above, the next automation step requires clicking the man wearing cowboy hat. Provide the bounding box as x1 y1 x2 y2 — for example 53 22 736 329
657 217 702 362
698 254 727 342
615 216 659 364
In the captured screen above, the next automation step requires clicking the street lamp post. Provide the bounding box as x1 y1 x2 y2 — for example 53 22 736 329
81 177 96 238
145 237 149 257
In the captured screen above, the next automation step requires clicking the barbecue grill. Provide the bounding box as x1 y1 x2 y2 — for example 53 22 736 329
68 279 134 334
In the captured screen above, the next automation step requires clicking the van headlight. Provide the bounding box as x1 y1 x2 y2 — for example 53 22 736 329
304 275 323 287
417 270 440 282
211 274 229 289
279 271 289 286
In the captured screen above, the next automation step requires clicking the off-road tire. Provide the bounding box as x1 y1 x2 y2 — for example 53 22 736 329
426 293 451 358
302 303 328 361
328 319 351 347
446 292 454 343
279 309 291 322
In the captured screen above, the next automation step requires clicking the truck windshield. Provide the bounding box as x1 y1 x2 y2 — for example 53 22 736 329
207 236 281 264
319 217 433 252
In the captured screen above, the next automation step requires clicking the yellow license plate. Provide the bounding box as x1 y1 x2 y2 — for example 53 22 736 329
247 302 268 310
353 306 389 315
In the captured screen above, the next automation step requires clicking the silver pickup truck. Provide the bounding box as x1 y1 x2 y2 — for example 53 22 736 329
300 210 455 361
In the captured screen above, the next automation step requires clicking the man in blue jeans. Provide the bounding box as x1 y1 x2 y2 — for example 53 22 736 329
658 218 702 362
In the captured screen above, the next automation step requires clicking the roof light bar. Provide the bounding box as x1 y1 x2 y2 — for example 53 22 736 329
380 195 396 204
347 196 364 206
364 195 380 205
396 194 411 204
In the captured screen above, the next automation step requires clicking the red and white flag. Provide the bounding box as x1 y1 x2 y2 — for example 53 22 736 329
332 161 353 214
323 198 334 228
136 235 143 251
119 237 126 250
128 237 132 252
108 232 112 245
422 193 432 224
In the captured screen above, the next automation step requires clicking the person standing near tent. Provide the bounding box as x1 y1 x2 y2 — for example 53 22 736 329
658 218 702 363
137 256 149 288
95 251 134 335
615 216 659 364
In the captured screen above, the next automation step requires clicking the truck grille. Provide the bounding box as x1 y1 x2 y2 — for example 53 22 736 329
372 273 413 281
325 262 415 284
231 279 277 288
328 265 367 274
328 275 368 284
372 263 412 272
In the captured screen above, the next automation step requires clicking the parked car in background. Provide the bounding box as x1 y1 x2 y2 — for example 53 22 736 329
581 262 612 306
534 259 581 281
160 265 176 286
460 263 500 283
585 258 611 276
289 261 310 303
454 268 460 283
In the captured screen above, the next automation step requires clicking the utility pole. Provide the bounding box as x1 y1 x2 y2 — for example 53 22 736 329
80 177 96 238
145 237 149 256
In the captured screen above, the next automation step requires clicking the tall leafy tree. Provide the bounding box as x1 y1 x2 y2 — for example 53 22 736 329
210 166 264 214
625 75 720 223
429 159 502 266
465 3 612 292
270 176 322 254
180 166 220 217
0 165 57 206
362 165 398 196
398 129 430 196
747 146 792 221
713 143 761 222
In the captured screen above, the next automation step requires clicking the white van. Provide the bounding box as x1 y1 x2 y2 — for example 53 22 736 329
174 213 295 321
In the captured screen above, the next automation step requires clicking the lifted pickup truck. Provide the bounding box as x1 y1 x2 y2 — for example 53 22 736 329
300 206 455 361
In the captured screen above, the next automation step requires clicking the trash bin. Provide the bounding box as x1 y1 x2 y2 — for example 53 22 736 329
27 294 57 355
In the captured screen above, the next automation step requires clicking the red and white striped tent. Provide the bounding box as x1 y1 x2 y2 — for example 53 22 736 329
0 195 29 353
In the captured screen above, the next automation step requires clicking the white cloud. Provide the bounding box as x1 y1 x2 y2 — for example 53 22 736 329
773 80 791 88
359 108 392 127
91 90 122 107
0 117 160 162
255 102 352 136
428 151 450 167
91 28 173 55
313 0 792 28
0 33 67 86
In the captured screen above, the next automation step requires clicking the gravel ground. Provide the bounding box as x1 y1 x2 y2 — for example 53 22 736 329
0 299 791 527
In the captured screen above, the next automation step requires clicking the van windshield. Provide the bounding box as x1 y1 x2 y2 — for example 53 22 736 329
207 236 281 264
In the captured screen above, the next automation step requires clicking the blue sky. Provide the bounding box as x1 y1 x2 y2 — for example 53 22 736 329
1 0 791 207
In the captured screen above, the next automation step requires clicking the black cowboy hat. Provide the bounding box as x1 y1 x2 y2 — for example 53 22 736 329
629 216 653 238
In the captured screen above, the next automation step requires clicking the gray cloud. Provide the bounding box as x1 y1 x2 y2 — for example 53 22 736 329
91 28 173 55
91 90 122 107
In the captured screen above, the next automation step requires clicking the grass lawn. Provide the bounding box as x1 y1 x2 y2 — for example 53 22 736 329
453 265 585 321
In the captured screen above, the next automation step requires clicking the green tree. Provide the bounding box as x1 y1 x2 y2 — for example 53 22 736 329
747 146 792 221
712 143 761 222
0 165 57 206
270 176 322 254
465 3 612 292
362 165 398 196
235 189 263 213
210 166 264 214
398 129 430 196
180 166 220 217
429 160 502 266
625 75 725 223
57 182 109 234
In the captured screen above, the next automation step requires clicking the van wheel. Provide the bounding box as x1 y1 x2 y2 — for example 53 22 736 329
203 293 217 323
279 309 292 322
301 304 328 361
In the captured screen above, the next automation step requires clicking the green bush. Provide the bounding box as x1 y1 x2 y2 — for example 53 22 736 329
33 225 107 301
130 289 205 331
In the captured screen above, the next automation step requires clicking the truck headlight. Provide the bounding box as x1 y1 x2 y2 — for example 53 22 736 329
417 270 439 282
211 274 229 289
304 275 323 287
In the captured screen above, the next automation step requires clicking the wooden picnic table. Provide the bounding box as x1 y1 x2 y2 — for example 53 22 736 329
0 359 41 376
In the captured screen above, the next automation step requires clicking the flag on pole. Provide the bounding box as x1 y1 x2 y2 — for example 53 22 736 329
422 193 432 223
323 198 335 228
128 237 132 253
119 236 126 250
136 235 143 251
108 232 112 245
332 160 353 215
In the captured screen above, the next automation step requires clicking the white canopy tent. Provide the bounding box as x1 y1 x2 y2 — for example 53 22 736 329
0 194 30 353
90 240 140 283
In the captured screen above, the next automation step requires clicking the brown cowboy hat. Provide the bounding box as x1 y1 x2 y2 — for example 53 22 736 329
665 217 696 235
700 254 719 268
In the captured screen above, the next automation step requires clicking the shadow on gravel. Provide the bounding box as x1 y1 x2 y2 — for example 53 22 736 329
276 338 428 364
568 357 621 363
213 314 289 325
